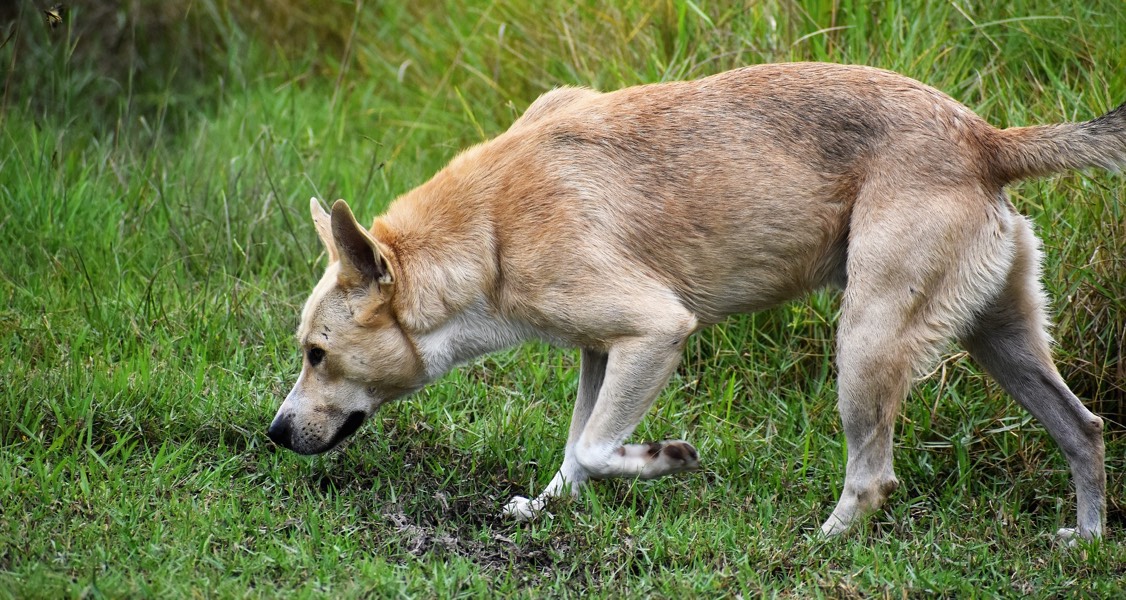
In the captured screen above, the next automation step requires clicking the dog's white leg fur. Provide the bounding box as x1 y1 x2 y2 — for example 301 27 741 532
504 313 700 521
503 349 607 520
573 333 700 476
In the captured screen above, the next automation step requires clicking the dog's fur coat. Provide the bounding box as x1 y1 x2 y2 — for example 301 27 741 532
268 63 1124 539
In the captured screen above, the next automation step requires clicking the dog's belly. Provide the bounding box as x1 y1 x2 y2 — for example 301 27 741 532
645 197 850 322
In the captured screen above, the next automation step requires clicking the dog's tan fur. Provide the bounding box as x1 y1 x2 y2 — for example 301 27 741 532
269 63 1124 539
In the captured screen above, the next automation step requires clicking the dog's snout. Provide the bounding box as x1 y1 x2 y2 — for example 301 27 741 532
267 414 293 449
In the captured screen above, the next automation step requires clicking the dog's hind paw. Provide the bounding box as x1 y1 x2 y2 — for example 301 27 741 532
1055 527 1100 547
502 495 550 522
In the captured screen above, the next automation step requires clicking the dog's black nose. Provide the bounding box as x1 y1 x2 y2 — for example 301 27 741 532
267 414 293 448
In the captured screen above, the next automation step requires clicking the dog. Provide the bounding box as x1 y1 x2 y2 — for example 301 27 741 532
267 63 1123 540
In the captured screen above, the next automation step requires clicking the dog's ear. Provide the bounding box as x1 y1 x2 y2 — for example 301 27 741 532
310 197 338 262
330 199 395 289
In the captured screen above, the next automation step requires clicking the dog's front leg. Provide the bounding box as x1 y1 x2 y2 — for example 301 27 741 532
504 320 700 521
503 348 607 520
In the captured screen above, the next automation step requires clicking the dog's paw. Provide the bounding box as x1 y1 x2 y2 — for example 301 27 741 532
1055 527 1100 547
820 516 851 538
663 440 700 470
642 440 700 476
502 495 549 522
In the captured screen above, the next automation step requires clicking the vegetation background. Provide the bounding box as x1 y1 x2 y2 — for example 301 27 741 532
1 0 1123 596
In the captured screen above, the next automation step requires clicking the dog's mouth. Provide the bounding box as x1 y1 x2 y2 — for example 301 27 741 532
325 410 367 450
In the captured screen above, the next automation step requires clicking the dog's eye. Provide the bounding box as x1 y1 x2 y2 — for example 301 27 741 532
307 346 326 367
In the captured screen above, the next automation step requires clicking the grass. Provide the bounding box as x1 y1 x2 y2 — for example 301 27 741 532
1 0 1124 596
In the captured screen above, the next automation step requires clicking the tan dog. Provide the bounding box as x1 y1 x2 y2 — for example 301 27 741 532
268 63 1123 539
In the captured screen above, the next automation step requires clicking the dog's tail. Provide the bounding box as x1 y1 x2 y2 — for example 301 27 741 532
990 101 1126 184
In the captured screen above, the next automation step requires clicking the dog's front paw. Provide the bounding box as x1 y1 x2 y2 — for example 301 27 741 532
659 440 700 472
502 495 548 522
639 440 700 478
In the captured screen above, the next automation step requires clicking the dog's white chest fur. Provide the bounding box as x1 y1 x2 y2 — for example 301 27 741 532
410 298 541 381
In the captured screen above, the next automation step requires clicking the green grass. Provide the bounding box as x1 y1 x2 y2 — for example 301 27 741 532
1 0 1124 596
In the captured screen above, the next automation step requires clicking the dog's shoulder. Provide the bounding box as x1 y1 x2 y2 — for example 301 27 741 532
510 87 602 131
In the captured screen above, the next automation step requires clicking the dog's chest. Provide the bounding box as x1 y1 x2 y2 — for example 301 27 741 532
411 298 544 380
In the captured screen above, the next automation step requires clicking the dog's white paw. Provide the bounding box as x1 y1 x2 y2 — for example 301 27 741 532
627 440 701 479
1055 527 1099 547
502 495 548 522
820 516 851 537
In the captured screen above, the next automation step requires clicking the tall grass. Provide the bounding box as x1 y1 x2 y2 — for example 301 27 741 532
1 0 1123 596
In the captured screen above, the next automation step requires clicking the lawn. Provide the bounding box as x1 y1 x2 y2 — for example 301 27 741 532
1 0 1124 597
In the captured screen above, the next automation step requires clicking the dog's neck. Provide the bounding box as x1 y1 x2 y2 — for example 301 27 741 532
375 144 533 379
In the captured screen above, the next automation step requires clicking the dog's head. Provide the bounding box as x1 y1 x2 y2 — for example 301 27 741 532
268 198 425 455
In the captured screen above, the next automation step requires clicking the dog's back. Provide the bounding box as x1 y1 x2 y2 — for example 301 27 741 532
385 63 1122 328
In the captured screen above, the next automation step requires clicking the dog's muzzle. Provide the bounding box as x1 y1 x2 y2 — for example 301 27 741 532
267 410 367 455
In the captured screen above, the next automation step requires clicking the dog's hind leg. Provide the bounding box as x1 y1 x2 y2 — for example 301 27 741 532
504 308 700 520
820 291 918 536
959 217 1105 541
821 187 1013 536
503 348 607 520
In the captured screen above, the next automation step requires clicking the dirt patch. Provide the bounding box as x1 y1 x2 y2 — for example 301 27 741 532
294 424 573 583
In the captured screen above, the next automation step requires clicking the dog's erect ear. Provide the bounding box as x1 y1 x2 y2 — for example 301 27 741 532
310 197 338 262
330 199 395 288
